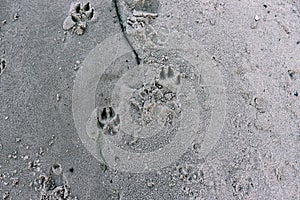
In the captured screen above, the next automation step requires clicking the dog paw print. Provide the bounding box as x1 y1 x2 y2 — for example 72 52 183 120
97 107 120 136
86 107 120 141
157 66 181 92
63 2 95 35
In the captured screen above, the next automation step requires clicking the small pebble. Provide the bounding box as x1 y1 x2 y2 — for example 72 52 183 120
3 191 10 199
73 65 80 71
39 147 44 156
13 13 19 21
294 91 298 97
146 179 155 188
254 15 260 21
195 19 202 24
250 21 258 29
162 56 169 62
11 178 19 186
56 94 61 102
288 70 296 80
23 155 29 160
209 18 216 25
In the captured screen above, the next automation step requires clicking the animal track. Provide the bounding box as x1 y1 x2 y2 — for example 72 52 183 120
144 25 170 46
63 2 95 35
97 107 120 135
129 66 181 126
158 66 181 91
39 163 77 200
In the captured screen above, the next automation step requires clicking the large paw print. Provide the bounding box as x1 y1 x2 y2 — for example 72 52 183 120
97 107 120 136
157 66 181 92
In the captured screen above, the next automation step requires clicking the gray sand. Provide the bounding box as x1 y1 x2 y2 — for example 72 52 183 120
1 0 300 199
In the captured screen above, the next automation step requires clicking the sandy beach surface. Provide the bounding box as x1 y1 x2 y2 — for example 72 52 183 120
1 0 300 199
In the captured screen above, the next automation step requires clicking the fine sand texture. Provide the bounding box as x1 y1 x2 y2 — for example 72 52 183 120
1 0 300 199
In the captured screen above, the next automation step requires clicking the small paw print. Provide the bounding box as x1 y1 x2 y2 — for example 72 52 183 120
63 2 95 35
86 107 120 140
157 66 181 91
97 107 120 135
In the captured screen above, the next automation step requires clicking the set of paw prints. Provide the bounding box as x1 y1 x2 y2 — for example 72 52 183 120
95 66 182 136
63 2 95 35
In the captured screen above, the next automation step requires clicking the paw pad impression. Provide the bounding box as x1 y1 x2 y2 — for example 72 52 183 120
63 2 95 35
97 107 120 135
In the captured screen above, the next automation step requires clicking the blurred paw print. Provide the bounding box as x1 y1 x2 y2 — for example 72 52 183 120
144 25 170 47
63 2 95 35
